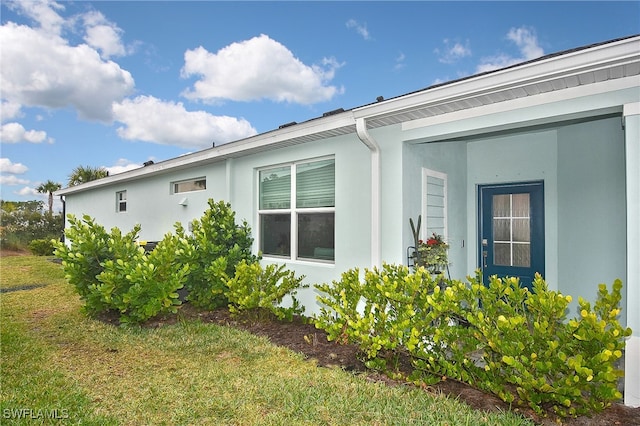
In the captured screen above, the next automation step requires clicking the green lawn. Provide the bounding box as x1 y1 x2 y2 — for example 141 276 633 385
0 255 533 425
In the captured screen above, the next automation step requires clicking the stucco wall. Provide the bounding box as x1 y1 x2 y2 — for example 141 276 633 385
225 132 374 315
557 116 627 320
466 128 560 289
403 140 468 279
64 163 229 241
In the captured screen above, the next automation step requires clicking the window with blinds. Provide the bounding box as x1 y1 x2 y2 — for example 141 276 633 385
258 158 335 262
422 169 447 240
171 177 206 194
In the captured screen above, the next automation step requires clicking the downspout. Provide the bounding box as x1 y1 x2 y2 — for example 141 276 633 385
59 195 66 243
355 117 381 267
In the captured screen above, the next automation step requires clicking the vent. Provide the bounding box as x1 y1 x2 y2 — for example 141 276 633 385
143 160 154 167
322 108 345 117
278 121 297 129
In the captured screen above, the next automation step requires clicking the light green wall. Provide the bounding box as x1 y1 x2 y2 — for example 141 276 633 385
403 140 468 279
227 132 373 315
64 163 228 241
466 129 559 289
557 116 626 319
405 116 627 322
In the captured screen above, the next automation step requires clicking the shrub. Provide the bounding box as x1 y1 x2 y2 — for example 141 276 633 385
315 264 436 373
28 238 55 256
53 215 125 308
175 199 260 310
96 233 189 324
314 265 631 418
53 215 187 323
226 261 307 321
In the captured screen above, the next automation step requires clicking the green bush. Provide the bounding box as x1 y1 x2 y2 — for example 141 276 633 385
175 199 260 310
226 261 307 321
53 200 260 323
315 264 435 373
53 215 187 323
314 264 631 418
28 238 55 256
96 233 189 324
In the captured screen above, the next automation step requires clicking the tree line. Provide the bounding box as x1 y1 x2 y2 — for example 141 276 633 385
1 165 109 252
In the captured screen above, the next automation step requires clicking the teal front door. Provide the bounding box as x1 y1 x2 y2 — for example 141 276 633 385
478 182 545 290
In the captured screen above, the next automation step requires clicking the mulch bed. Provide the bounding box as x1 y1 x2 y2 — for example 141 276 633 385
143 304 639 426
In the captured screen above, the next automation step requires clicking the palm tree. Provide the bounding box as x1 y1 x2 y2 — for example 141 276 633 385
68 165 108 187
36 180 62 215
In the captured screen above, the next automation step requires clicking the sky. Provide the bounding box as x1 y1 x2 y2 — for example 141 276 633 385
1 1 639 211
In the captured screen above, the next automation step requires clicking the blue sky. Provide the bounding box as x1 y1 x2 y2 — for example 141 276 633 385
1 1 639 210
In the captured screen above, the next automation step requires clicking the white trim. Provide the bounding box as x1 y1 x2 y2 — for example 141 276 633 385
421 168 448 242
356 118 382 267
402 76 636 134
623 102 640 117
355 36 639 121
256 157 335 264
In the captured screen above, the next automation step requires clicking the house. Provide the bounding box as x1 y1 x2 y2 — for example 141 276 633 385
55 35 640 407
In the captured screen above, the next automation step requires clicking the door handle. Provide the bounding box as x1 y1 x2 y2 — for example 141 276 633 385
483 251 488 268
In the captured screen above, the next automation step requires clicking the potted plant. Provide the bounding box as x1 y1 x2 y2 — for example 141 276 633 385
409 216 449 274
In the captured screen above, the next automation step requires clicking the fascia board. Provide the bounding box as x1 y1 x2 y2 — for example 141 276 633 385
401 76 636 142
353 36 640 121
55 112 355 196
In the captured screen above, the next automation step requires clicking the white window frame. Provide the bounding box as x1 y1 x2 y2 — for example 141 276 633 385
116 190 127 213
257 156 335 264
421 168 448 241
170 177 207 194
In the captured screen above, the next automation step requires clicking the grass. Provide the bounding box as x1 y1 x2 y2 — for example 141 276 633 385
0 255 534 425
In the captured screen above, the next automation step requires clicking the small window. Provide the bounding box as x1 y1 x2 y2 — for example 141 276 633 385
172 177 206 194
116 190 127 212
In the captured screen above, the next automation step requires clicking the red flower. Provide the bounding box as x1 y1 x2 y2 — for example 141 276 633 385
427 238 439 246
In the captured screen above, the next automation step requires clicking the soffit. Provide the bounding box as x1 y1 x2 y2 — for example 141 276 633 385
364 60 640 130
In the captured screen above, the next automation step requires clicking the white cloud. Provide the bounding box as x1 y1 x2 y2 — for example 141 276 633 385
105 158 142 175
82 10 128 58
112 95 258 149
0 101 23 122
436 39 472 64
507 26 544 60
394 52 406 71
0 15 134 122
5 0 67 37
181 34 344 105
0 158 29 174
0 122 52 144
0 175 30 186
477 26 544 73
17 186 39 197
346 19 371 40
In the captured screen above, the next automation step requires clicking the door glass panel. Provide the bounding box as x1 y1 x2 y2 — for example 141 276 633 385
493 219 510 241
513 219 530 242
491 193 531 267
493 194 510 217
494 243 511 266
513 244 531 267
512 193 530 217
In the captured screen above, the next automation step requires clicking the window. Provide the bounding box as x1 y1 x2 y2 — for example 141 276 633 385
258 158 335 262
116 190 127 212
171 177 206 194
422 168 447 240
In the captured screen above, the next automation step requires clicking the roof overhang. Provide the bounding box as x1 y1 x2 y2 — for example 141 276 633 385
56 35 640 197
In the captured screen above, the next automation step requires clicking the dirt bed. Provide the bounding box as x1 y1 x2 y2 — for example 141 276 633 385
153 305 639 426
